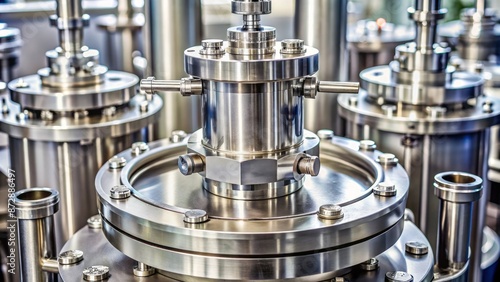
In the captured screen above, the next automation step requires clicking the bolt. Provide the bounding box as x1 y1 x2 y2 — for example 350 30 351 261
317 204 344 220
426 106 446 118
41 110 54 121
331 278 348 282
385 271 413 282
381 104 397 116
110 185 131 200
131 142 149 155
1 98 9 114
373 182 397 197
359 140 376 151
184 209 209 224
74 110 89 119
58 249 84 265
102 106 116 117
348 97 358 106
360 258 379 271
483 100 494 113
82 265 110 281
87 215 102 229
296 155 321 176
200 39 225 55
281 39 305 54
405 241 428 255
317 129 334 140
108 156 127 169
378 153 398 166
170 130 188 143
133 262 156 277
178 153 205 175
15 79 29 89
16 110 31 121
139 100 149 113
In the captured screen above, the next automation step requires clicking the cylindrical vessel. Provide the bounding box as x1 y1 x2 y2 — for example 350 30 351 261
434 172 483 271
295 0 348 133
14 188 59 282
144 0 202 137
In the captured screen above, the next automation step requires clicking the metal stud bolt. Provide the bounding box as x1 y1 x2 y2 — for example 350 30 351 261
373 182 397 197
133 262 156 277
405 241 428 255
131 142 149 156
110 185 131 200
82 265 110 281
385 271 413 282
317 204 344 220
378 153 398 166
58 250 84 265
360 258 379 271
184 209 209 224
359 140 376 151
108 156 127 169
87 215 102 229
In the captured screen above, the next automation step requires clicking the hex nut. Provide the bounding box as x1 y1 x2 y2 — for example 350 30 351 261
359 140 376 151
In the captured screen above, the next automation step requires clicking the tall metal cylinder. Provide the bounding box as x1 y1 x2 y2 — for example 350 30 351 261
14 188 59 282
294 0 348 133
434 172 483 271
144 0 202 137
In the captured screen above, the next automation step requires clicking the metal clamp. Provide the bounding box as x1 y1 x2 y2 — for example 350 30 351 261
140 76 202 96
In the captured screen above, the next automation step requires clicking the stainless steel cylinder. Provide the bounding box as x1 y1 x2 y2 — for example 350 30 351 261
55 0 84 54
295 0 348 132
144 0 202 137
434 172 483 271
14 188 59 282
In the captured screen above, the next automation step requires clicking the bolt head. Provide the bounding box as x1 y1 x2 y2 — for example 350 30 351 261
15 79 29 89
318 204 344 220
385 271 413 282
59 249 84 265
405 241 428 255
200 39 225 55
359 140 376 151
108 156 127 169
378 153 398 166
131 142 149 155
373 182 397 197
170 130 188 143
360 258 379 271
184 209 209 224
110 185 131 200
133 264 156 277
281 39 305 54
317 129 334 140
348 97 358 106
82 265 110 281
87 215 102 229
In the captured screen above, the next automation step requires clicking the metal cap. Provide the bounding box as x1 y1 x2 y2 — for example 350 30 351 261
59 249 84 265
184 209 209 224
405 241 428 255
14 188 59 219
434 171 483 203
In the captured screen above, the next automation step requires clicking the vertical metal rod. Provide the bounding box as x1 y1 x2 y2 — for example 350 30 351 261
476 0 487 14
56 0 84 53
413 0 441 50
14 188 59 282
117 0 134 20
434 172 483 272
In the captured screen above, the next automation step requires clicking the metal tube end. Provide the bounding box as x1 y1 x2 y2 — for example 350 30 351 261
433 171 483 203
13 188 60 219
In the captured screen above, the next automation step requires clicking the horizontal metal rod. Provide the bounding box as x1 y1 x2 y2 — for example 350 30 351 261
140 77 182 94
317 81 359 94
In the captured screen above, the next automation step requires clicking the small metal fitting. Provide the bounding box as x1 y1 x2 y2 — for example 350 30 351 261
184 209 209 224
180 77 203 96
59 250 84 265
381 104 397 116
170 130 188 143
178 153 205 176
15 78 29 89
200 39 225 56
131 142 149 156
405 241 428 255
87 215 102 229
280 39 305 54
82 265 110 281
295 154 320 176
110 185 131 200
1 98 9 114
133 262 156 277
16 110 31 121
317 204 344 220
300 76 317 99
360 258 379 271
359 140 376 151
385 271 414 282
317 129 334 140
373 182 397 197
483 100 494 113
102 106 116 117
108 156 127 169
139 100 149 113
378 153 398 166
331 278 348 282
426 106 447 118
41 110 54 121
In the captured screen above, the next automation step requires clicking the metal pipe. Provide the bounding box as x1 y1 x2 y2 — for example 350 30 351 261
295 0 348 132
317 81 359 94
434 172 483 272
413 0 441 50
56 0 84 53
14 188 59 282
140 78 182 94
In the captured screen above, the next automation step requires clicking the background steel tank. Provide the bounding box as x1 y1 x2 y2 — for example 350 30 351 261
0 0 162 250
339 0 500 281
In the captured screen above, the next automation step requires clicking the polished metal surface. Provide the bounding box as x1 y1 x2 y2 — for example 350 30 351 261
14 188 59 282
295 0 348 133
58 219 434 282
144 0 202 137
94 136 409 281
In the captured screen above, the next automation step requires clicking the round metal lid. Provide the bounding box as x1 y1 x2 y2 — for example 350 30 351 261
8 71 138 112
184 41 319 82
96 137 409 280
